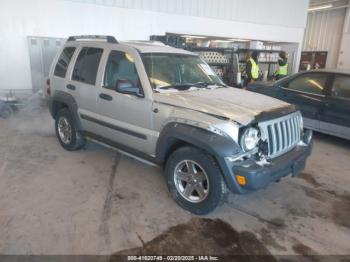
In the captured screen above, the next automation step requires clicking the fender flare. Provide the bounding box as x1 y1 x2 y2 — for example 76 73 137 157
49 91 82 130
156 122 243 192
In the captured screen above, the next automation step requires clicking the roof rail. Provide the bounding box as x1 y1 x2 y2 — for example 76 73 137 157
125 40 166 46
67 35 118 44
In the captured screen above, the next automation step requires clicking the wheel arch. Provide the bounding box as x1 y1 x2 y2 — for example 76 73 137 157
156 122 241 163
156 122 243 193
49 91 82 130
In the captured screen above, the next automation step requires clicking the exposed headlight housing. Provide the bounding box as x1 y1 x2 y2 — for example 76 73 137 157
240 127 260 151
303 129 313 144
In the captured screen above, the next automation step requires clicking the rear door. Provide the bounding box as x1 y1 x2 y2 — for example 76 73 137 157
320 74 350 139
68 46 103 131
279 72 330 131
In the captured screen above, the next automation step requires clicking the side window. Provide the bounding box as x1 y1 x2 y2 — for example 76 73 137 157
103 50 141 91
72 48 87 82
286 73 327 95
332 75 350 99
54 47 76 78
72 47 103 85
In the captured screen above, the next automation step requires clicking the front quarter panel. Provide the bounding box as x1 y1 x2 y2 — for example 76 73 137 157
154 102 244 192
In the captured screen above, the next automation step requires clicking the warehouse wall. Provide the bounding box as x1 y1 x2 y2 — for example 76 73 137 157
67 0 308 29
0 0 308 91
338 5 350 69
303 7 347 68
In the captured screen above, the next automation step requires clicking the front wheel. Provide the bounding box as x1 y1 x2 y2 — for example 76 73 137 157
165 146 228 215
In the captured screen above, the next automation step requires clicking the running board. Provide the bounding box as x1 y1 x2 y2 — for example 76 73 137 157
85 137 159 167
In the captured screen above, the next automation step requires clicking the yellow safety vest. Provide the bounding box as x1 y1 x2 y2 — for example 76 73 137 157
249 58 259 79
277 63 288 76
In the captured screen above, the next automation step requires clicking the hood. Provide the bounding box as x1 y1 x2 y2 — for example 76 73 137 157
153 87 295 125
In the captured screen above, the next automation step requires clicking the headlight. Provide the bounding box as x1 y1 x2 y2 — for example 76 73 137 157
240 127 260 151
303 129 313 144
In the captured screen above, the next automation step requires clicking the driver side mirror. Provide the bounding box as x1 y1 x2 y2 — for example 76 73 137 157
115 79 143 97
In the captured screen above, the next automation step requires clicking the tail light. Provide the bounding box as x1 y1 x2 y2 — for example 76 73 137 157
46 78 51 96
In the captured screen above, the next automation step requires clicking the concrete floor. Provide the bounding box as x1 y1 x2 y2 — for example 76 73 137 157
0 110 349 256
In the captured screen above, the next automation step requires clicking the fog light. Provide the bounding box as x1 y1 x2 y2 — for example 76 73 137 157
303 129 313 144
236 175 246 186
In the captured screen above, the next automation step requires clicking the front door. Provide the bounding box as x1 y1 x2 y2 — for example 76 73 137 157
320 74 350 139
95 47 155 156
279 72 330 131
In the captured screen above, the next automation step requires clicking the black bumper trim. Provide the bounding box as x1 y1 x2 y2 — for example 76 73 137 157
223 143 312 193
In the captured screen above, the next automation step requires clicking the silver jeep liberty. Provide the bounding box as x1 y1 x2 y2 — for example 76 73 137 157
48 35 313 214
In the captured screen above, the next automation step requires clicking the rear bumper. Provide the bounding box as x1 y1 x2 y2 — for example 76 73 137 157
221 142 312 194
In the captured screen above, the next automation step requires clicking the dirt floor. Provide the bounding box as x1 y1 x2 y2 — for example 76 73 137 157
0 109 349 259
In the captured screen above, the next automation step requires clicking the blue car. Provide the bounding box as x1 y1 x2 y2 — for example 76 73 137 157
247 69 350 140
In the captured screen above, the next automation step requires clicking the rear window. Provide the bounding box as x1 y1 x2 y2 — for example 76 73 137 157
54 47 76 78
72 47 103 85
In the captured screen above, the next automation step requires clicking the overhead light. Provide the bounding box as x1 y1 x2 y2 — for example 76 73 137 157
308 4 333 11
182 35 207 39
228 38 250 42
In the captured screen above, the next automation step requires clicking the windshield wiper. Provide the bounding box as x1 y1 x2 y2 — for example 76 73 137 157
158 82 225 90
157 84 192 90
191 82 227 88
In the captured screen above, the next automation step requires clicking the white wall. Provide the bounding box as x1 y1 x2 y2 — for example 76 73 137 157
338 4 350 69
67 0 309 29
303 7 346 68
0 0 309 91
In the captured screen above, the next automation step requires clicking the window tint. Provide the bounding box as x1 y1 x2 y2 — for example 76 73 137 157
54 47 76 78
286 73 327 95
103 50 141 91
72 47 103 85
332 75 350 99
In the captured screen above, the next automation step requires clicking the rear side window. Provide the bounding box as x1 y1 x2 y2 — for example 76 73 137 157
286 73 327 95
54 47 76 78
331 75 350 99
72 47 103 85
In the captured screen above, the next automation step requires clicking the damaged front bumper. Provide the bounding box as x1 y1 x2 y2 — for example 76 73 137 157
219 142 313 194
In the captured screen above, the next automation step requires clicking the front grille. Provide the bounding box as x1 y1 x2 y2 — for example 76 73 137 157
259 112 302 158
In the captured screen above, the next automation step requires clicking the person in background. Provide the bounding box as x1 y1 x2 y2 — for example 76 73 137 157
276 51 288 79
245 51 259 85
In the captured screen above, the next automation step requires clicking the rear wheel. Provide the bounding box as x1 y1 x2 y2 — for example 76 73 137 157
165 146 228 215
55 108 85 151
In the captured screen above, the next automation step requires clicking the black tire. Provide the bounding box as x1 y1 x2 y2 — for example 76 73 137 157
165 146 228 215
0 104 13 119
55 108 85 151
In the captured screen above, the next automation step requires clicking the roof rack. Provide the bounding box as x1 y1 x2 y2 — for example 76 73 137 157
67 35 118 44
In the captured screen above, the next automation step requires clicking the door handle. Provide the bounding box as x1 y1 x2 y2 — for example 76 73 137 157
99 93 113 101
66 84 76 90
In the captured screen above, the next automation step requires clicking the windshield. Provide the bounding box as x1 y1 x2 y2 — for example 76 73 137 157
141 53 225 92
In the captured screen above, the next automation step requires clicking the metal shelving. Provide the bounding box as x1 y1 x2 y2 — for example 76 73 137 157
237 48 282 53
188 47 282 85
